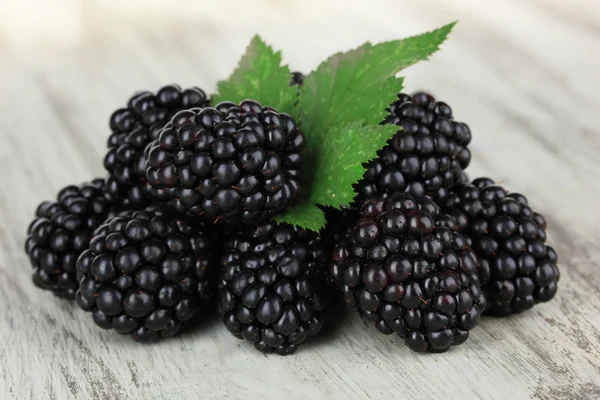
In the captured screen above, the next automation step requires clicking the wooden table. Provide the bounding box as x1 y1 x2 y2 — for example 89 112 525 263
1 1 599 399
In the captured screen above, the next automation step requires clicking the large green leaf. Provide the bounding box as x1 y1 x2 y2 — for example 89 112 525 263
212 24 457 231
298 22 456 134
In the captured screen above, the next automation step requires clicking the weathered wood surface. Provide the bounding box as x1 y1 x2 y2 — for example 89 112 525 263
1 1 600 399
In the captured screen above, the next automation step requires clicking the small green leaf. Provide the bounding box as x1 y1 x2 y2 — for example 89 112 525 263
274 203 326 231
213 35 297 113
307 121 399 208
299 22 456 134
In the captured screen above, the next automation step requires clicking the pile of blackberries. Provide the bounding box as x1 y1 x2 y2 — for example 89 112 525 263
24 82 559 355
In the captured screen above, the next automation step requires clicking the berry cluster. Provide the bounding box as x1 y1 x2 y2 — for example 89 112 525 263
76 208 214 342
24 73 559 355
25 179 116 298
355 92 472 203
104 85 210 209
24 74 328 353
145 100 305 224
441 178 559 315
218 222 329 354
331 194 486 352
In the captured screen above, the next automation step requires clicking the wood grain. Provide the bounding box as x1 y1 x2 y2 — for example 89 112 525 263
1 0 600 399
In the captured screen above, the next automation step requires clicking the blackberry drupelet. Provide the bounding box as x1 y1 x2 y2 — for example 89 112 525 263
104 85 210 209
145 100 305 224
290 72 305 87
441 177 560 316
76 207 215 342
331 193 486 352
218 222 329 355
457 172 470 184
25 179 114 299
354 91 472 203
431 172 471 205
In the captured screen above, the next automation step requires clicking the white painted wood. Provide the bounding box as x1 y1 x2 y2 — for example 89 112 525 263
1 0 600 399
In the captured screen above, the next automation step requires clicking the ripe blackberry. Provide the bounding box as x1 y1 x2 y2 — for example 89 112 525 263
104 85 210 209
218 222 329 355
145 100 305 224
354 91 472 203
290 72 305 87
25 179 114 299
441 177 560 316
331 193 486 352
76 207 215 342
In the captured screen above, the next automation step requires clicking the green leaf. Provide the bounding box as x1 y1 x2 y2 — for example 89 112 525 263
218 24 457 231
273 203 326 232
308 121 399 208
298 22 456 134
276 121 399 230
213 35 297 113
299 76 403 207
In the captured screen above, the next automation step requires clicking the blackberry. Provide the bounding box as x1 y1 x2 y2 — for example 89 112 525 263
290 72 305 87
104 85 210 209
354 91 472 203
331 193 486 352
441 177 560 316
218 222 329 355
75 207 215 342
25 179 114 299
145 100 305 224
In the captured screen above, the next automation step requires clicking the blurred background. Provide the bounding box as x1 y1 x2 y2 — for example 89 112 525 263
1 0 599 241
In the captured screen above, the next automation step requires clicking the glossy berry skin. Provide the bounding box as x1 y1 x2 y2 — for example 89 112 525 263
331 193 486 353
442 177 560 316
218 223 329 355
145 100 305 224
76 207 214 342
354 92 472 203
104 85 210 209
25 179 115 299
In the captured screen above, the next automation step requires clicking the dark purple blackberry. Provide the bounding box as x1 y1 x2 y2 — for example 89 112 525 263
75 207 215 342
330 193 486 353
290 72 305 87
441 177 560 316
218 222 329 355
145 100 305 224
354 91 472 203
25 179 115 299
104 85 210 209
